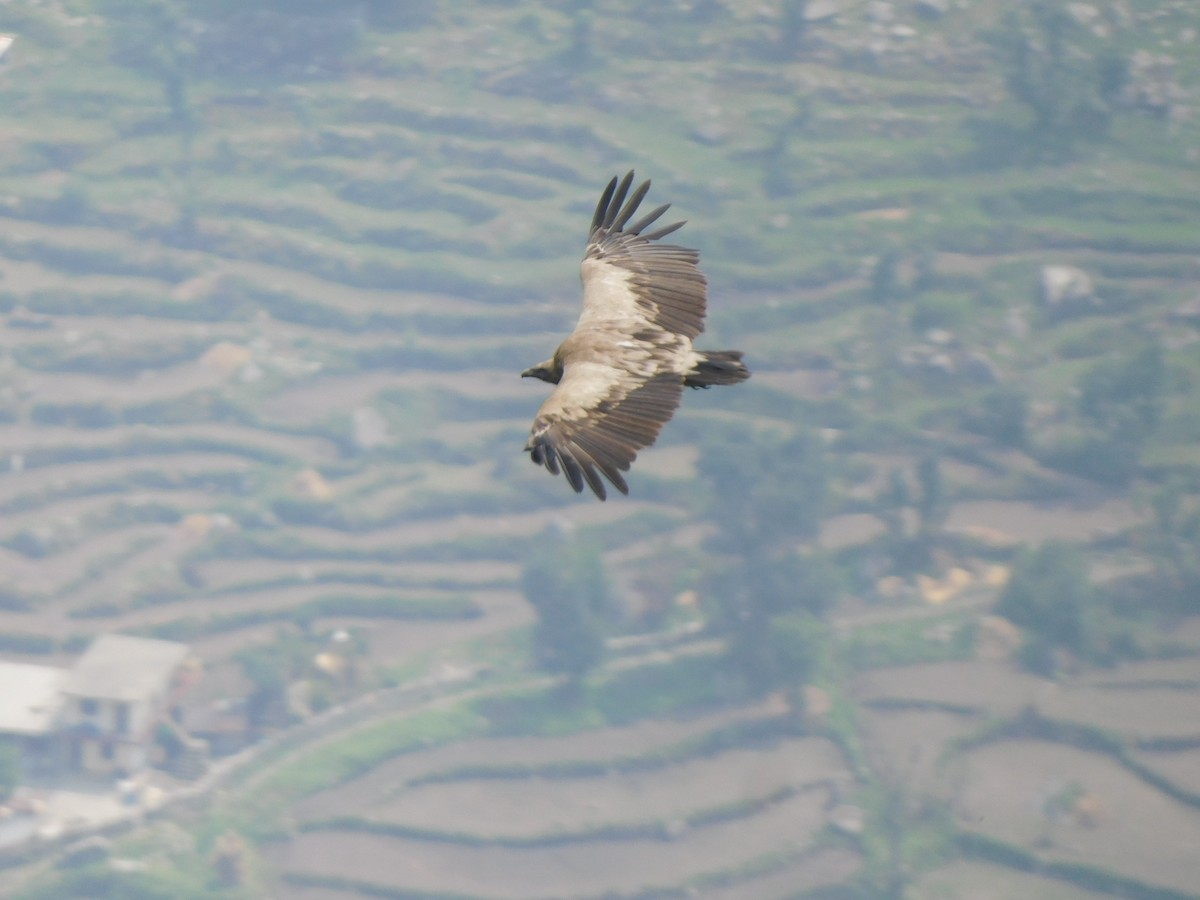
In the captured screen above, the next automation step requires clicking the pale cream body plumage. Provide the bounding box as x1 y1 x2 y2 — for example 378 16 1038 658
522 172 749 500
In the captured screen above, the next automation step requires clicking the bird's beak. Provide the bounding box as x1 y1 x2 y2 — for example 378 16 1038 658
520 367 537 379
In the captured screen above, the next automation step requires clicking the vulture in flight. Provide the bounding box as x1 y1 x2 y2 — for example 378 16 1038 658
522 171 750 500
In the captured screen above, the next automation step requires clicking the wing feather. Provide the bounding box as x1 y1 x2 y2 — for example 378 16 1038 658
610 179 652 231
526 370 684 500
626 202 670 235
638 220 686 242
582 171 707 340
589 176 619 234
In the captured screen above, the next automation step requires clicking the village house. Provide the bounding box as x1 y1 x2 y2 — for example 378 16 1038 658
0 660 67 777
0 634 196 779
60 635 194 776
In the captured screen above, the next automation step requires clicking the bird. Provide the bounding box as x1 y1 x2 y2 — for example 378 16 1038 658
522 171 749 500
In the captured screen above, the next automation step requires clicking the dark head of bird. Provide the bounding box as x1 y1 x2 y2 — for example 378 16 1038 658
520 357 562 384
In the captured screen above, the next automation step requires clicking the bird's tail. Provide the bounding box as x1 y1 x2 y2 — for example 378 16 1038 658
685 350 750 388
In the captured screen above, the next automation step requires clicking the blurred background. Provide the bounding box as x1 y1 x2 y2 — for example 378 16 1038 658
0 0 1199 897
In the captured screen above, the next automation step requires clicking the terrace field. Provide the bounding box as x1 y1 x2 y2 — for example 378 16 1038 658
1 0 1200 897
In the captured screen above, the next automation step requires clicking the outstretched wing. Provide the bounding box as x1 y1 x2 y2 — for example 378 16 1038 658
579 171 708 340
524 172 702 499
526 367 684 500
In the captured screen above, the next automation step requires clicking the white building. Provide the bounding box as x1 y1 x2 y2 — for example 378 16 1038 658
57 635 192 776
0 660 67 776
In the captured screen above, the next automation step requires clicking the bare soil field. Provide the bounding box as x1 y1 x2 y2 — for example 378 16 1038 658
848 640 1200 899
942 499 1142 544
270 788 830 899
957 739 1200 895
1036 684 1200 742
291 701 789 823
856 706 981 794
853 659 1053 716
912 859 1118 900
700 847 864 900
365 737 846 838
1078 656 1200 688
1129 747 1200 798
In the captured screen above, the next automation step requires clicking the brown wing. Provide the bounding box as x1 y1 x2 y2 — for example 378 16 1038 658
579 171 708 340
526 367 684 500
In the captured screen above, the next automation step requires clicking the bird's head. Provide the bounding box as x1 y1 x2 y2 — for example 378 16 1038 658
521 357 562 384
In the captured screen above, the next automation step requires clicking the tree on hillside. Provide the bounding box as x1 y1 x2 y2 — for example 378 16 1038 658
520 527 613 698
99 0 195 130
764 611 828 690
998 541 1099 674
1138 479 1200 610
698 425 829 555
98 0 200 238
915 454 945 536
959 385 1030 449
697 425 838 689
1079 340 1166 436
986 0 1128 161
778 2 811 58
236 631 311 730
1041 338 1166 485
875 456 946 578
869 250 904 308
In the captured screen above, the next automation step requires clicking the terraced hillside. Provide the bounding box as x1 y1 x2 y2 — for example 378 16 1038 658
239 653 1200 899
860 655 1200 890
2 0 1200 897
274 701 857 898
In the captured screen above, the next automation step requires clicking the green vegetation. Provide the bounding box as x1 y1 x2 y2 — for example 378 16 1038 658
985 0 1130 162
136 593 480 641
697 424 838 690
840 616 977 673
519 527 613 697
1036 338 1169 485
222 704 485 840
14 867 236 900
1136 478 1200 611
480 653 744 737
998 542 1108 674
